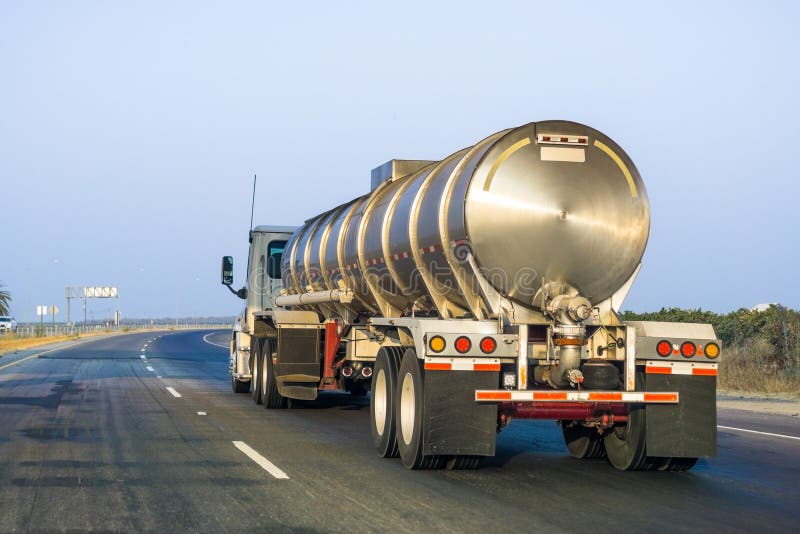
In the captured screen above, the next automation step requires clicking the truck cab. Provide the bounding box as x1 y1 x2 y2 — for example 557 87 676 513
224 225 296 392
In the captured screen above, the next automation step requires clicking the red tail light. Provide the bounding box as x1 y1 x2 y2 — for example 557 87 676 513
455 336 472 354
680 341 697 358
656 340 672 357
479 337 497 354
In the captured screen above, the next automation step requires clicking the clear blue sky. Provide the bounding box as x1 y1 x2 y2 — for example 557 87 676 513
1 1 798 322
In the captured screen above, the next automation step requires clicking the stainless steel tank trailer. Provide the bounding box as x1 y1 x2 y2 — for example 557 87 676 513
221 120 721 471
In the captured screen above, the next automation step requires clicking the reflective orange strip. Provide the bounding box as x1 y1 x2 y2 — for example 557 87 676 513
643 393 679 402
476 391 511 401
589 392 623 401
474 363 501 372
646 366 673 374
534 391 568 400
692 367 718 376
424 363 451 371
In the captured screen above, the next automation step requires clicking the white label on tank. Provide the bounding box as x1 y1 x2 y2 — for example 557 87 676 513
540 146 585 163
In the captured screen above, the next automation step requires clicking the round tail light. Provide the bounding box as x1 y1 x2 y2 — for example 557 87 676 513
429 335 446 353
454 336 472 354
704 342 720 359
479 337 497 354
656 340 672 357
680 341 697 358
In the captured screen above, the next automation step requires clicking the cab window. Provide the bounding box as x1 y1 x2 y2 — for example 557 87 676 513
267 241 286 279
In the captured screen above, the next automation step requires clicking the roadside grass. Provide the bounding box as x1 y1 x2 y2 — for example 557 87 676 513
718 339 800 399
0 331 112 356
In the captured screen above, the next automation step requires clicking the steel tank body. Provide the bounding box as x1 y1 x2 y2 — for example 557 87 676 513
281 120 650 319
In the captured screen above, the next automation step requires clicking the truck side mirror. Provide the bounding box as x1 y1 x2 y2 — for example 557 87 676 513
221 256 234 286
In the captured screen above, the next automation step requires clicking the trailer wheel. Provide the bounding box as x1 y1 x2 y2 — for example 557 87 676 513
603 403 650 470
445 456 482 470
260 339 286 409
251 339 262 404
603 373 663 470
656 457 698 471
396 349 443 470
231 376 249 394
562 422 607 459
370 347 403 458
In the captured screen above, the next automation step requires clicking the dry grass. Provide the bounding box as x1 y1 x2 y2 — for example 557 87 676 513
0 331 115 356
718 339 800 399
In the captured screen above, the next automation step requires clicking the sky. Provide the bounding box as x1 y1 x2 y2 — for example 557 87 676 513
1 1 798 322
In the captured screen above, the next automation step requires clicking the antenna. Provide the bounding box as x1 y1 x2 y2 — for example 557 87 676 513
249 174 257 231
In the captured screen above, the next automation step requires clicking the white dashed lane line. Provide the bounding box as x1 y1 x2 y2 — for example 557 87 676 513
146 366 154 372
197 411 207 416
166 387 182 398
233 441 289 479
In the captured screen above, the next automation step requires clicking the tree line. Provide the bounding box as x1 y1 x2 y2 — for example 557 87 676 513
621 305 800 375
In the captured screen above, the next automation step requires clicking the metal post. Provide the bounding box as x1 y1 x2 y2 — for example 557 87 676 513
84 295 87 326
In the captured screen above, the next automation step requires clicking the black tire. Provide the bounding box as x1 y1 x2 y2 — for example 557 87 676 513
562 421 607 459
603 403 650 470
260 339 287 409
395 349 443 470
445 456 482 470
231 376 249 394
656 457 698 472
603 373 659 471
251 338 262 404
370 347 403 458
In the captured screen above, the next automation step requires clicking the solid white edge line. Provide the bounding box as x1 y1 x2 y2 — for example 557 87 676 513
202 332 229 349
232 441 289 479
166 386 182 398
718 425 800 441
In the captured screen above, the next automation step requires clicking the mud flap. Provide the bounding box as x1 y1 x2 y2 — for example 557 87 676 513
423 370 498 456
646 374 717 457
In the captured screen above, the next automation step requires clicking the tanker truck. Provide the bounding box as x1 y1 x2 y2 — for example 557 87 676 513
221 120 721 471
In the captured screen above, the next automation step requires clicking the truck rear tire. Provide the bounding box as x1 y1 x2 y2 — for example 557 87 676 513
656 457 698 471
231 376 249 394
396 349 443 470
445 456 482 470
251 339 262 405
562 421 606 459
370 347 403 458
603 403 651 470
260 339 287 409
603 373 662 471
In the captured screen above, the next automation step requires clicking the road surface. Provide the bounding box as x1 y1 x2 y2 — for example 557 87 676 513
1 330 798 532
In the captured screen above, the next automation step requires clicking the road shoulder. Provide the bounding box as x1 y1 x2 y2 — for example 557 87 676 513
718 393 800 417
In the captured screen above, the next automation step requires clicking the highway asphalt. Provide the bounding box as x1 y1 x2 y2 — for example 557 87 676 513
0 330 798 533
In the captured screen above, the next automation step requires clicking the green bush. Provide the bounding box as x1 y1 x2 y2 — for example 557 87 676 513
621 306 800 396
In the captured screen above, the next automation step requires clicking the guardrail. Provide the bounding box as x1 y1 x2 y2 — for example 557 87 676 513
4 324 232 339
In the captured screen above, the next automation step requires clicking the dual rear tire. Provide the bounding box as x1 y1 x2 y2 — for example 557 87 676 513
250 338 286 409
260 339 286 409
602 373 698 471
371 348 475 470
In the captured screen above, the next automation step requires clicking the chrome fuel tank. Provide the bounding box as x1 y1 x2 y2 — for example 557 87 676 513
281 120 650 320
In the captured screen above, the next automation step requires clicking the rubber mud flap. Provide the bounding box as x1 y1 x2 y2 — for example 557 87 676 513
423 369 498 457
646 374 717 458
